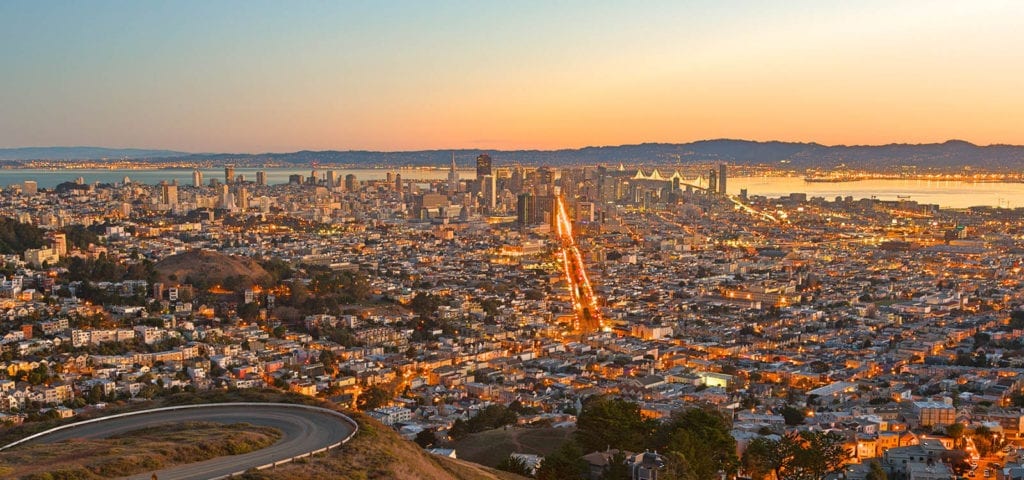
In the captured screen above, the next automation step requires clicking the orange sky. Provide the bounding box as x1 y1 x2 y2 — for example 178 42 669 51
1 1 1022 152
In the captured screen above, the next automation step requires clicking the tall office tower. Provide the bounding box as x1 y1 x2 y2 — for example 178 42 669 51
719 164 727 194
256 170 267 186
708 170 717 195
326 170 338 188
225 165 235 185
482 174 497 210
344 174 357 192
394 173 402 192
476 153 492 180
160 181 179 206
516 193 533 226
237 187 249 210
448 153 460 192
386 171 395 186
192 168 203 187
23 180 37 195
595 165 608 201
219 184 230 208
510 166 524 193
538 167 556 189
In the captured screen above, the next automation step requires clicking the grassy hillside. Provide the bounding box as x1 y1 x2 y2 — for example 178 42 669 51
0 390 526 480
452 426 575 468
238 412 527 480
154 249 272 286
0 422 280 479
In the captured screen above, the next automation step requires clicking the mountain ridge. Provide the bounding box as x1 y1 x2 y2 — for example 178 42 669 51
3 139 1024 170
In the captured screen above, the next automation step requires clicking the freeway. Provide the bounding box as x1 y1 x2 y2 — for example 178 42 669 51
11 403 357 480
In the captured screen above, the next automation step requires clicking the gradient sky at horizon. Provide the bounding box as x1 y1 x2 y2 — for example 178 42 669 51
1 0 1022 153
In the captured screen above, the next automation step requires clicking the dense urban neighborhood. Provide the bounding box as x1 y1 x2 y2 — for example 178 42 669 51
1 159 1024 480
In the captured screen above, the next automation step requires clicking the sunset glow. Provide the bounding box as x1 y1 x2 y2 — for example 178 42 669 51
2 0 1023 152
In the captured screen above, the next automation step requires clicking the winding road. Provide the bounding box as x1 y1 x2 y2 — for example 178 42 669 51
5 403 357 480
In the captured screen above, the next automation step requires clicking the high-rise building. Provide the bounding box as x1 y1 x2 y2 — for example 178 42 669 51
326 170 337 188
482 174 497 211
23 180 37 195
225 165 235 185
256 170 267 186
510 166 524 194
192 168 203 187
719 164 727 194
448 153 460 192
516 193 533 226
219 184 230 208
476 153 492 179
345 174 357 191
708 170 717 195
394 173 402 192
237 187 249 210
577 201 595 222
160 181 178 206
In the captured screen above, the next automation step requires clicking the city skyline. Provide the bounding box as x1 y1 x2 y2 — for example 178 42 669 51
2 1 1023 152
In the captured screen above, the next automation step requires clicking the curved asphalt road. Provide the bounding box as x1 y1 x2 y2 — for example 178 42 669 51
21 404 356 480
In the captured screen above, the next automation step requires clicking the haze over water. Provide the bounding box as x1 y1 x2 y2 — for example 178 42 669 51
729 177 1024 209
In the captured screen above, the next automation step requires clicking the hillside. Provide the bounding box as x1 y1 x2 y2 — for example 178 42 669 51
156 139 1024 170
6 139 1024 170
0 389 526 480
0 422 281 479
154 249 272 287
452 426 575 468
0 146 189 161
236 411 526 480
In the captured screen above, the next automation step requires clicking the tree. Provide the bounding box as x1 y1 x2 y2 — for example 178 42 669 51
599 451 631 480
742 431 848 480
575 396 652 453
414 429 436 448
945 423 965 449
742 436 788 480
410 292 442 317
464 404 517 433
497 455 532 477
779 405 806 426
658 451 694 480
865 460 888 480
971 425 1003 457
535 441 586 480
782 431 847 480
357 385 390 411
1011 310 1024 330
651 407 739 480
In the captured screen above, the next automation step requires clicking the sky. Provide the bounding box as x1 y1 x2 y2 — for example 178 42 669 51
1 0 1023 153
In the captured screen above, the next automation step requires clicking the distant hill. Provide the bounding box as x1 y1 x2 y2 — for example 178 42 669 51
0 146 190 161
156 139 1024 170
8 139 1024 169
154 250 271 287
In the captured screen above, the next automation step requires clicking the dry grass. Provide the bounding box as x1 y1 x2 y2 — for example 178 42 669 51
452 425 576 467
0 421 281 480
238 412 526 480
